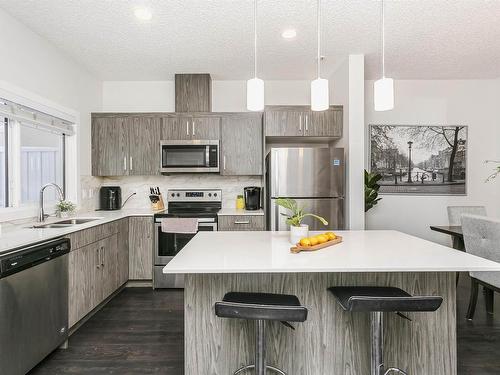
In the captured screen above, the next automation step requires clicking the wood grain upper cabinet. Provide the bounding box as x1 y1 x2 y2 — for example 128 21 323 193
161 116 191 140
91 116 128 176
307 107 343 137
191 116 220 139
264 105 343 138
264 107 304 137
129 217 153 280
221 114 263 176
128 117 161 175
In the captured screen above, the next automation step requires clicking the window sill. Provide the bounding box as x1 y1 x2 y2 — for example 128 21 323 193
0 204 57 223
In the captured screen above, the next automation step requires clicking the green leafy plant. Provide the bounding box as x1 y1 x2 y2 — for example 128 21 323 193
365 170 382 212
56 200 76 214
276 198 328 227
485 160 500 182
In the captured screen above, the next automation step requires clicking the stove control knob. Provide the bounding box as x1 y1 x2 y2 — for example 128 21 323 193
176 193 180 197
214 193 218 197
171 193 175 197
208 193 212 197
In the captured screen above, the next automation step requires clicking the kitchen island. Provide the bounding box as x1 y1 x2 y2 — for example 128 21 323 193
163 230 500 375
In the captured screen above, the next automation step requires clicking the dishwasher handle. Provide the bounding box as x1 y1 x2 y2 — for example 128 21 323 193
0 238 71 278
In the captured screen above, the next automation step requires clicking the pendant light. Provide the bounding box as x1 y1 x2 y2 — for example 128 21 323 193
311 0 329 111
374 0 394 111
247 0 264 111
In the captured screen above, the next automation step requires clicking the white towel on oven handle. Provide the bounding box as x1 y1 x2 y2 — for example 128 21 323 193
160 218 199 234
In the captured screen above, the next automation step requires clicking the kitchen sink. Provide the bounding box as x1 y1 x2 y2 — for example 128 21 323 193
32 218 102 229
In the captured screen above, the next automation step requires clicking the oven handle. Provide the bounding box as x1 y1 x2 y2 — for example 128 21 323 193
155 218 216 224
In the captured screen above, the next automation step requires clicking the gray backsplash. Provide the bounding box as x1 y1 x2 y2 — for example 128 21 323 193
80 174 262 211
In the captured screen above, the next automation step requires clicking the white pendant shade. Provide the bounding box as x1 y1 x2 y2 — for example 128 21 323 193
247 77 264 111
311 78 329 111
374 77 394 111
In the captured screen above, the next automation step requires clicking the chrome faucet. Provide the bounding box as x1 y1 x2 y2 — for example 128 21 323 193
38 183 64 222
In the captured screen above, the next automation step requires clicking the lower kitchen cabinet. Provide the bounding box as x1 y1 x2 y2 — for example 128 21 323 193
68 240 97 327
218 215 265 231
129 217 153 280
68 219 129 327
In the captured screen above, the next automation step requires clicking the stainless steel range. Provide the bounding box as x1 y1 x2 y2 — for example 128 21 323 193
153 188 221 289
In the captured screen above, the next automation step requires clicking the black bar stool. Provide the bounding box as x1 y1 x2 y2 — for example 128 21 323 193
215 292 308 375
328 286 443 375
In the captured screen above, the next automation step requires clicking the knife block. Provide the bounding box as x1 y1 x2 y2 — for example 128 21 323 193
151 194 165 211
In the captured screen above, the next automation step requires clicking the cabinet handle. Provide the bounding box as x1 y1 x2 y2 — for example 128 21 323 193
123 157 127 171
96 248 100 269
223 155 226 170
192 120 195 136
234 220 250 225
186 120 190 135
305 115 308 132
299 114 302 131
130 156 133 171
100 246 105 267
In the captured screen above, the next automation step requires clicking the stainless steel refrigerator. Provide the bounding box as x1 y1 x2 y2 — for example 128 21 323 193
266 147 345 231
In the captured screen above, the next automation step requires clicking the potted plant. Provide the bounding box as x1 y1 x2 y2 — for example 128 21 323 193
276 198 328 244
56 200 76 218
365 170 383 212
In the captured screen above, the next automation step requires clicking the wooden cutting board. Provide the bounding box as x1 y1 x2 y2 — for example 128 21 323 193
290 236 343 254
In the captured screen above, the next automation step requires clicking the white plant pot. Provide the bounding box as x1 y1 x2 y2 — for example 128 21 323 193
290 224 309 245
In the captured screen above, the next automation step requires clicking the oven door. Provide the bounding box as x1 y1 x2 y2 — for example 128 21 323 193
160 140 219 173
154 218 217 265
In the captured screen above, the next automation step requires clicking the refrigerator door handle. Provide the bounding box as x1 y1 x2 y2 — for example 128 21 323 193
273 150 279 195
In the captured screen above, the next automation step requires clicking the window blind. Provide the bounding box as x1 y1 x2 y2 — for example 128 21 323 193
0 98 75 135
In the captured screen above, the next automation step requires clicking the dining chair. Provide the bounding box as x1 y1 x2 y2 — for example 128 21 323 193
461 214 500 320
447 206 487 226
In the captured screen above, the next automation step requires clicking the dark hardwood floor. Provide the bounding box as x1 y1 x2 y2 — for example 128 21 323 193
30 274 499 375
29 288 184 375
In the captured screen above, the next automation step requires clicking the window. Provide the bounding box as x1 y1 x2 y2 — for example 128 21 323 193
0 119 6 208
20 124 64 204
0 97 75 214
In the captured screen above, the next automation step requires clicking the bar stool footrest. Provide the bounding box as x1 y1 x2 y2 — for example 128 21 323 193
233 364 287 375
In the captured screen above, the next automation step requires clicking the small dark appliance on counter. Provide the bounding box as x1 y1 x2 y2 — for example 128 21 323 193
100 186 122 210
244 186 261 210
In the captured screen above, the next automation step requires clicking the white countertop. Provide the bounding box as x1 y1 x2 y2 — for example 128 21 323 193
163 230 500 273
217 208 264 216
0 209 157 254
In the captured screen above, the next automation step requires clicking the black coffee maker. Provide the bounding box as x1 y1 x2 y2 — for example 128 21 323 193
244 186 261 210
100 186 122 210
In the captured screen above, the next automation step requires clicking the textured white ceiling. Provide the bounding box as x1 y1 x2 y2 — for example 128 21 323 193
1 0 499 80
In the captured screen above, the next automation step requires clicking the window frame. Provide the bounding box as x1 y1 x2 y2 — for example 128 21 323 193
0 82 79 222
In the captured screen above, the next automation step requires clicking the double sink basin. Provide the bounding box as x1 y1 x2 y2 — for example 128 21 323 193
32 218 102 229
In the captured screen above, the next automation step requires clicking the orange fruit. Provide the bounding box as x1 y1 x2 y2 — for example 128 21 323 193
325 232 337 240
316 234 328 244
299 238 312 247
309 236 319 246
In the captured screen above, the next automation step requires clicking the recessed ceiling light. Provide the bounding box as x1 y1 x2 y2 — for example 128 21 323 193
281 29 297 40
134 7 152 21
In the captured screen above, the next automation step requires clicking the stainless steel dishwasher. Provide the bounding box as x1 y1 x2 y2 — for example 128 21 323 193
0 238 70 375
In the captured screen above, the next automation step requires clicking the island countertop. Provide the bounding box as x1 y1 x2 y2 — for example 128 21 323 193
163 230 500 274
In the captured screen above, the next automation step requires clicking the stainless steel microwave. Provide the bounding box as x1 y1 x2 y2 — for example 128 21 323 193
160 140 219 173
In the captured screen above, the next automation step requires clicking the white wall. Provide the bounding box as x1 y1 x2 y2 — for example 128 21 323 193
102 79 343 112
0 8 102 177
365 79 500 244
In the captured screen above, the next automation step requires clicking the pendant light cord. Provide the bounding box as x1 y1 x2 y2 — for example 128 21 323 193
381 0 385 78
254 0 257 78
317 0 321 79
